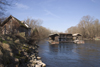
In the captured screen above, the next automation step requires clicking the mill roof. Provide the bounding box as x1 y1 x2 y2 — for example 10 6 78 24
1 15 31 29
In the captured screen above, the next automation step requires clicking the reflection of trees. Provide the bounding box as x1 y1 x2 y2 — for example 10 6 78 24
76 41 100 62
85 40 100 45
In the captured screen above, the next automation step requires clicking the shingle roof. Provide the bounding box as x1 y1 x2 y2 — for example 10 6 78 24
1 15 31 29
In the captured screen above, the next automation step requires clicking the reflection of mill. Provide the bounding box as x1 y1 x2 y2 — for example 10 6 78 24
58 43 74 53
49 43 77 53
49 44 58 52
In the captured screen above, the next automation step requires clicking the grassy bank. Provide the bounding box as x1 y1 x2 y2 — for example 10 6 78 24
0 34 45 67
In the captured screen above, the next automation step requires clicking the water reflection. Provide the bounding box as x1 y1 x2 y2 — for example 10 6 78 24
49 44 58 52
76 41 100 64
39 41 100 67
49 43 77 53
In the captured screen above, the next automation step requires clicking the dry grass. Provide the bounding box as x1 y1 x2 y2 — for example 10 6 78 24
0 34 38 67
1 43 11 51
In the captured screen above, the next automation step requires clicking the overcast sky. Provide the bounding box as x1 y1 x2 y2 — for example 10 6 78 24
7 0 100 32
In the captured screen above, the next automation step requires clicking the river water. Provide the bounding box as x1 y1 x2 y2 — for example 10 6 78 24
38 40 100 67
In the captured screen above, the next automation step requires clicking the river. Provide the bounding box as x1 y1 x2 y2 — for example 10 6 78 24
38 40 100 67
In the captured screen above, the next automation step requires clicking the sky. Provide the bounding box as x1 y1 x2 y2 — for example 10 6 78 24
7 0 100 32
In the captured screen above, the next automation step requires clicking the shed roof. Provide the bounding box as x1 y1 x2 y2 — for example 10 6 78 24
1 15 31 29
49 34 59 37
73 33 81 36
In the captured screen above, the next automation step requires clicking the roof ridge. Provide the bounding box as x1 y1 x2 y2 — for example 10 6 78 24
1 15 29 28
1 15 12 25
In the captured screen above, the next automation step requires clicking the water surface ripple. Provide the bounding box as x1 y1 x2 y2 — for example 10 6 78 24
38 40 100 67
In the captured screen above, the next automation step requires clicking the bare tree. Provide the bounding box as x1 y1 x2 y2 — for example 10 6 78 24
0 0 16 16
66 15 100 39
24 18 51 39
24 18 42 34
38 26 51 39
94 19 100 37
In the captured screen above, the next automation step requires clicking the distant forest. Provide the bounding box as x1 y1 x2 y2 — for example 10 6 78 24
65 15 100 39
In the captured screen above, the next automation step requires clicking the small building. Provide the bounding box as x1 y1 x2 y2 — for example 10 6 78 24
0 15 31 36
48 34 59 44
59 33 73 42
49 34 59 41
72 33 82 40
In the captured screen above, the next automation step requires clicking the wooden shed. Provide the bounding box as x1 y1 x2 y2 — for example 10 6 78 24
0 15 31 36
72 33 82 40
49 34 59 41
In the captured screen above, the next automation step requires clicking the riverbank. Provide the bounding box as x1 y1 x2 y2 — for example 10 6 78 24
0 34 46 67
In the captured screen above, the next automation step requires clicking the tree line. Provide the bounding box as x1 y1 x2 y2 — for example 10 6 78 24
24 18 51 39
65 15 100 39
0 16 58 39
0 0 59 39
